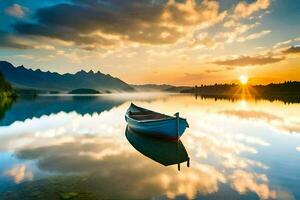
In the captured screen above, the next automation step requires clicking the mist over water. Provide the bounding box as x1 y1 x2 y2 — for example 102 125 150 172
0 94 300 199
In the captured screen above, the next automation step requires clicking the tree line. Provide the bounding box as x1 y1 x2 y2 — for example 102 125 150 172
181 82 300 95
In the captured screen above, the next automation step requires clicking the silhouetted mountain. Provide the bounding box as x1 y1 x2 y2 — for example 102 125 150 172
0 61 134 92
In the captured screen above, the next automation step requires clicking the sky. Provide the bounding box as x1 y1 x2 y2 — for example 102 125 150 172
0 0 299 85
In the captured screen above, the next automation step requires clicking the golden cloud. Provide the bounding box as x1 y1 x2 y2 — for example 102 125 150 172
237 30 271 43
13 0 225 49
234 0 271 18
213 55 285 66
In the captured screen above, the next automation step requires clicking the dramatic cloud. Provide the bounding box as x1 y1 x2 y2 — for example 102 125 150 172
234 0 270 18
282 46 300 54
13 0 224 49
0 30 32 49
213 55 285 66
5 4 27 18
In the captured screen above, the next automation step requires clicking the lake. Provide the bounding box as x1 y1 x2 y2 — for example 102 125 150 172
0 93 300 200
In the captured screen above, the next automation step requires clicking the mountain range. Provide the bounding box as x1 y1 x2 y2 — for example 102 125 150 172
0 61 134 92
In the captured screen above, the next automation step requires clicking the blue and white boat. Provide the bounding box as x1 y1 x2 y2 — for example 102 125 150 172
125 103 189 140
125 127 190 168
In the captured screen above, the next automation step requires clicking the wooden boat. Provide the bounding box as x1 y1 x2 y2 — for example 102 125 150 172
125 103 189 140
125 127 190 168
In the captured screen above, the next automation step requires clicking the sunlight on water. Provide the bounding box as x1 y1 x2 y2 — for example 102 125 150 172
0 94 300 199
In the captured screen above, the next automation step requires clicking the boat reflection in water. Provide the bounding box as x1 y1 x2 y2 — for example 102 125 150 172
125 127 190 171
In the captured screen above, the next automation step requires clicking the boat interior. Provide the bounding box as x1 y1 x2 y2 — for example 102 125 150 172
128 111 170 120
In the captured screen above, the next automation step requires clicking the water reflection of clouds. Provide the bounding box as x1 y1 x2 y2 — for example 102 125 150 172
3 110 223 198
183 117 275 199
4 164 33 183
230 170 276 200
220 109 300 133
1 96 299 199
14 137 226 199
133 97 288 199
0 104 130 151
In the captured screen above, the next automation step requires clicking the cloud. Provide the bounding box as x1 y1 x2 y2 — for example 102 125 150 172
5 4 27 18
16 54 35 59
273 40 292 49
223 20 236 28
237 30 271 43
162 0 225 26
282 46 300 54
189 32 217 49
213 55 285 66
0 30 32 49
181 72 206 81
216 23 258 44
234 0 271 18
13 0 224 49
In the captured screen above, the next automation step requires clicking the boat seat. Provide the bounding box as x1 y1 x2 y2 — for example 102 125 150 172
130 113 168 120
129 111 153 115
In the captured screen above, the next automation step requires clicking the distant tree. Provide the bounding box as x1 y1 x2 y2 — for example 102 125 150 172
0 71 12 92
0 71 15 99
0 71 15 118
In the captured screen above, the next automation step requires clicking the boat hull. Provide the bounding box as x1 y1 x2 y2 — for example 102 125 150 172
125 103 189 140
125 127 189 166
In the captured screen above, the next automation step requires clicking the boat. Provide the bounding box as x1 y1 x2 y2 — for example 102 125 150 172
125 103 189 140
125 127 190 169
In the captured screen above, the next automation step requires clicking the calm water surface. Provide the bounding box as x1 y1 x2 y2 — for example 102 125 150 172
0 93 300 200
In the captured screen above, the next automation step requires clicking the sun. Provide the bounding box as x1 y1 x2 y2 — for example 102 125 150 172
239 75 248 85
